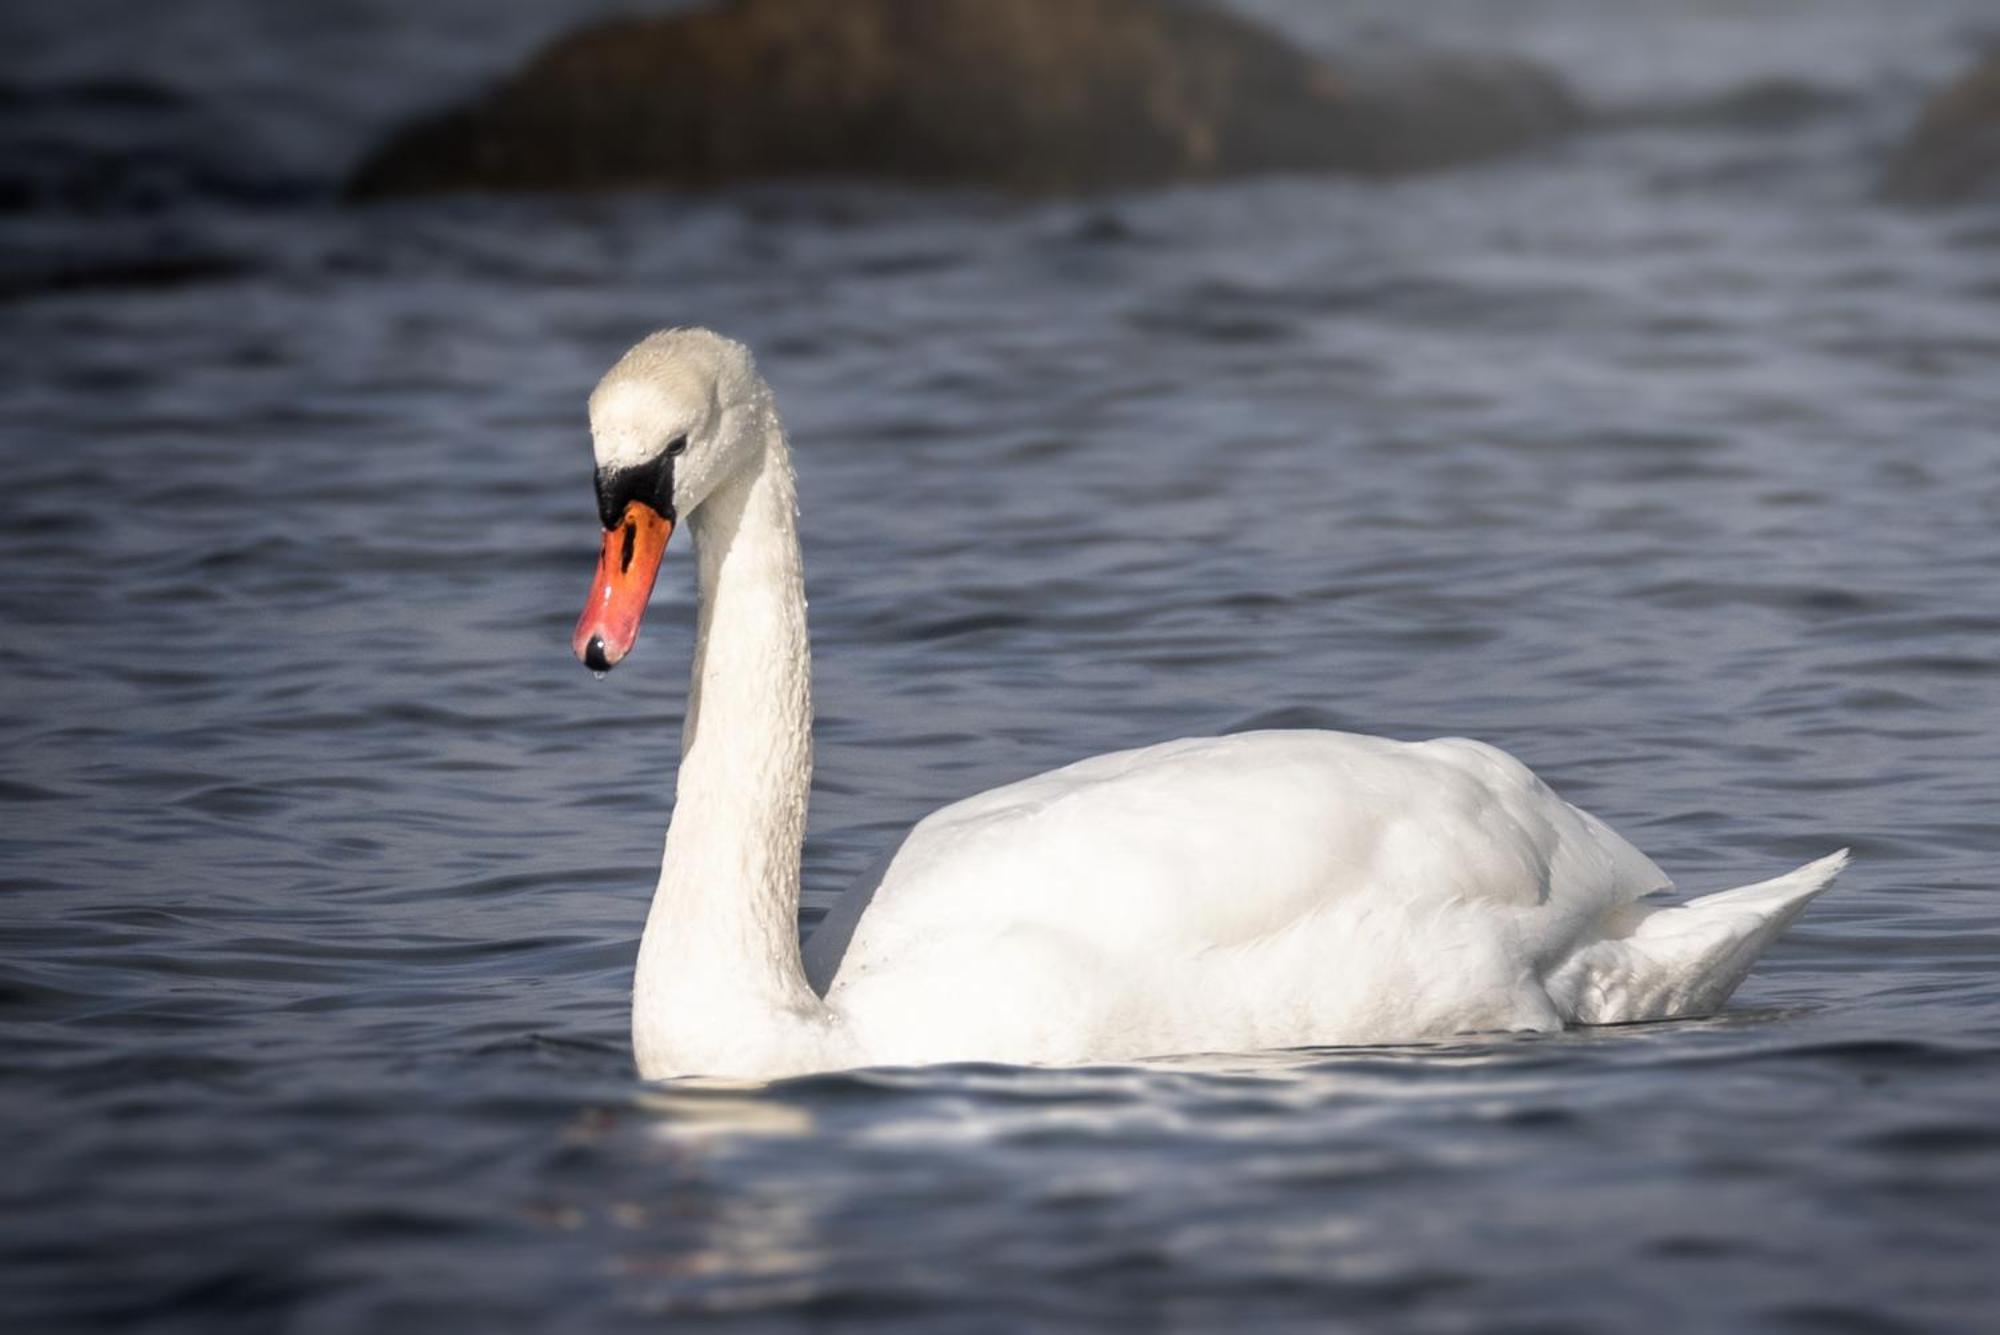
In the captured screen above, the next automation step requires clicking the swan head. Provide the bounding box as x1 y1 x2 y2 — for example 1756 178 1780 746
572 328 767 671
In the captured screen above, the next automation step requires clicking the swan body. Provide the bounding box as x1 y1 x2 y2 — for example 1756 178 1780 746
571 328 1846 1082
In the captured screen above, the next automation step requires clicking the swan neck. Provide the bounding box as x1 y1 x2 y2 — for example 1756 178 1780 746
634 410 828 1076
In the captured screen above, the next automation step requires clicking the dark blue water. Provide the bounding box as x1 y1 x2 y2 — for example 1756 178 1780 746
4 2 2000 1330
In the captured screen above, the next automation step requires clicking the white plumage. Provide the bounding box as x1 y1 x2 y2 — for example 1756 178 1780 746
578 329 1845 1082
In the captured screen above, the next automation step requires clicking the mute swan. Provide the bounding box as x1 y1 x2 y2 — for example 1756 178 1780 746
572 328 1847 1082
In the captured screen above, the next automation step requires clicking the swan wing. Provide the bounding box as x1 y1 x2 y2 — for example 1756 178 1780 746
815 731 1679 1060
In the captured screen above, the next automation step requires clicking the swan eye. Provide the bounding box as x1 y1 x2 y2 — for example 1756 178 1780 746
665 435 688 457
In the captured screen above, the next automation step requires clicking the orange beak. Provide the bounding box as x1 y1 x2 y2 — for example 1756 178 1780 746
573 500 673 671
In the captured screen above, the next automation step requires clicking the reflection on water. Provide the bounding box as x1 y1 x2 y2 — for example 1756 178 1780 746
636 1086 820 1141
2 1 1999 1331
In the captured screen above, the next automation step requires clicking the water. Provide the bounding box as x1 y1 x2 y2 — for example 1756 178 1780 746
5 1 2000 1330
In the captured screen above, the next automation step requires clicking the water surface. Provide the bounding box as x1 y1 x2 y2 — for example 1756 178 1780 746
3 2 1999 1330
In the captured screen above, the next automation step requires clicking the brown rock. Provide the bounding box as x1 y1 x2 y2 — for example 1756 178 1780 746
346 0 1577 198
1884 51 2000 204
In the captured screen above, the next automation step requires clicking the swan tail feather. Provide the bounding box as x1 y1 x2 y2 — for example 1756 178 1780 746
1548 850 1849 1026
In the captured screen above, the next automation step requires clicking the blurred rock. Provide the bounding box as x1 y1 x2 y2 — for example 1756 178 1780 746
346 0 1577 198
1609 78 1861 132
1883 51 2000 203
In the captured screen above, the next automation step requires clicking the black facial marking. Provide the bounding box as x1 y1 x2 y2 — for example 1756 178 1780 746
619 523 636 573
594 451 677 530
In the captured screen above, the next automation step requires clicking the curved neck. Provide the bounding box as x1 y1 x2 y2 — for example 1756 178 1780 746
632 407 833 1078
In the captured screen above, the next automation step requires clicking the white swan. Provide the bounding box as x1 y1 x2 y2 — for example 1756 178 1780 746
572 328 1847 1082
